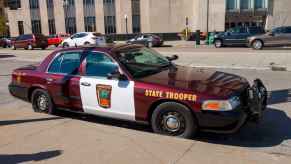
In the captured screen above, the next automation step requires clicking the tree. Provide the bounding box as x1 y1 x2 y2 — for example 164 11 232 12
0 16 7 36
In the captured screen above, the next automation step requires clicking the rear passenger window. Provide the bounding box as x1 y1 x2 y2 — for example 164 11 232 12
285 27 291 33
48 52 81 74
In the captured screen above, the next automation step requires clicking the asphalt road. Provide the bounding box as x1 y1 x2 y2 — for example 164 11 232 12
0 49 291 163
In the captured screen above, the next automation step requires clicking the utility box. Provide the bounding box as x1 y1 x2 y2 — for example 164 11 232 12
196 30 200 45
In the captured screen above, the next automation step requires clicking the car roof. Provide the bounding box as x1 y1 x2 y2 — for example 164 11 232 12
56 44 144 56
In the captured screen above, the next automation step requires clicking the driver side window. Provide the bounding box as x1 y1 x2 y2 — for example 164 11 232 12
85 52 117 77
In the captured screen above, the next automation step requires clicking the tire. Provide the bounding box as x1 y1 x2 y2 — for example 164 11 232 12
12 45 16 50
214 39 223 48
151 102 198 139
84 42 90 46
252 40 264 50
31 89 56 114
62 42 69 48
54 44 59 47
41 46 47 50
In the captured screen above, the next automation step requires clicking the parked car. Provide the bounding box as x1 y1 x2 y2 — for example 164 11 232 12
9 44 267 139
214 26 265 48
48 33 70 47
62 32 106 47
0 38 12 48
11 34 48 50
248 26 291 50
127 34 163 47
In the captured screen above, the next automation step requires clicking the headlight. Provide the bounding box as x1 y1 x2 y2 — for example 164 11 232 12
202 96 240 111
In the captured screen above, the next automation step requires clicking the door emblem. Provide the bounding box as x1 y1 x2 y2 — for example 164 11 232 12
96 84 112 108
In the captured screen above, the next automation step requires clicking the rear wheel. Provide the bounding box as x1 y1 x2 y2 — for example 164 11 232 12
54 44 59 47
12 45 16 50
151 102 198 139
148 42 153 48
84 42 90 46
214 39 223 48
31 89 55 114
252 40 264 50
41 46 47 50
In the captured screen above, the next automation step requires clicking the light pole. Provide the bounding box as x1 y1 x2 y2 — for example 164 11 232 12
124 14 128 34
63 0 69 34
206 0 209 36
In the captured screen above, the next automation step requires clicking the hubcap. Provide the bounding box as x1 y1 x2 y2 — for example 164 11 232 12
37 94 48 111
159 112 185 135
254 41 262 49
215 40 221 47
165 116 180 131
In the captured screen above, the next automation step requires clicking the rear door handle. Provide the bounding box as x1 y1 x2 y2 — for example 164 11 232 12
81 82 91 86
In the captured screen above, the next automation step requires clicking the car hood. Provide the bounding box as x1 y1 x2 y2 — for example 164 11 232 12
137 65 249 99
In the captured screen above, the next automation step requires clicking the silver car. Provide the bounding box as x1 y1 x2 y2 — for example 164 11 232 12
248 26 291 50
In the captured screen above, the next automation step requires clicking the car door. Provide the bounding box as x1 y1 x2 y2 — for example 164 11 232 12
46 50 83 111
283 27 291 45
13 36 21 48
79 51 135 121
225 28 247 45
75 33 88 46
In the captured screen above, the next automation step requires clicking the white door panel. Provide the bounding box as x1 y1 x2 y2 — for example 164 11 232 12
80 77 135 121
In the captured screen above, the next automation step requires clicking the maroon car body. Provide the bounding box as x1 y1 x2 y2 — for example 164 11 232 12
9 44 267 138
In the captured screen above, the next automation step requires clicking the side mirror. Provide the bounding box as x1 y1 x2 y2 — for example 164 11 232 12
107 70 127 80
166 55 178 61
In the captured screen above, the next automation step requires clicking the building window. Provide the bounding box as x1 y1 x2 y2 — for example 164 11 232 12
48 19 56 34
255 0 266 9
131 0 140 33
29 0 39 9
240 0 251 9
83 0 96 32
64 0 77 34
31 20 42 34
103 0 116 34
8 0 21 10
84 17 96 32
226 0 237 10
18 21 24 35
46 0 56 34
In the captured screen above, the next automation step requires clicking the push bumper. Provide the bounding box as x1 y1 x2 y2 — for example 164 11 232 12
198 79 267 134
8 83 29 101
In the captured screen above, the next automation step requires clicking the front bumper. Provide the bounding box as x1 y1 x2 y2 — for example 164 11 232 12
198 79 267 134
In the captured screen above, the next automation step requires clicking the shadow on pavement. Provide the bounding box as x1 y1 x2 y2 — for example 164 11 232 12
263 47 291 51
0 117 63 126
0 54 15 59
0 150 62 164
197 107 291 148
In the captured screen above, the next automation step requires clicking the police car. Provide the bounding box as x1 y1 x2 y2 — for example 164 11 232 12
9 44 267 138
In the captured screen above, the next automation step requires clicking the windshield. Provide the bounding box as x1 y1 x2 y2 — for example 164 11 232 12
117 47 171 78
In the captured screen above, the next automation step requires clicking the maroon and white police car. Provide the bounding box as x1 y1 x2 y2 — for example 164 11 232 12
9 44 267 138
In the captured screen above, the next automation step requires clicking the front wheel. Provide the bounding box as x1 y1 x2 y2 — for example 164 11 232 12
151 102 198 139
31 89 55 114
27 44 33 50
147 42 153 48
252 40 264 50
214 39 223 48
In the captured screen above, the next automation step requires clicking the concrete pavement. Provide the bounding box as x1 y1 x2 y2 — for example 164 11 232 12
0 56 291 163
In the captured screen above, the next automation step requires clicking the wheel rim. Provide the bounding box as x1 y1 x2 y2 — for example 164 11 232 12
254 41 262 49
37 94 49 111
158 111 185 135
215 40 222 47
28 45 32 50
149 42 152 47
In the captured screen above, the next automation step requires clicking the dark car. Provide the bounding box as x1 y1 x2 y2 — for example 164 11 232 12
248 26 291 50
214 26 265 48
0 38 12 48
127 34 163 47
12 34 48 50
9 44 267 139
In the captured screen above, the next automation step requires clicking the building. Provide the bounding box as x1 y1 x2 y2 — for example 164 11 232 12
5 0 291 37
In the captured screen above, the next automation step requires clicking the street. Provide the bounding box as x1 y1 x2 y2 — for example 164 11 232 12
0 47 291 163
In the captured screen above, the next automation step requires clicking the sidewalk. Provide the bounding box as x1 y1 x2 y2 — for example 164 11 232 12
0 44 291 71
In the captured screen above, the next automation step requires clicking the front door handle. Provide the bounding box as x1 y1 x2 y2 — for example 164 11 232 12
81 82 91 86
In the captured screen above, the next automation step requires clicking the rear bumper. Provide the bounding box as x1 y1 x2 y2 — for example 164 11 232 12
8 83 29 101
197 79 267 134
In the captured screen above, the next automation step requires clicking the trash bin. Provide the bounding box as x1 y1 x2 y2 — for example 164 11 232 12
207 32 215 45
